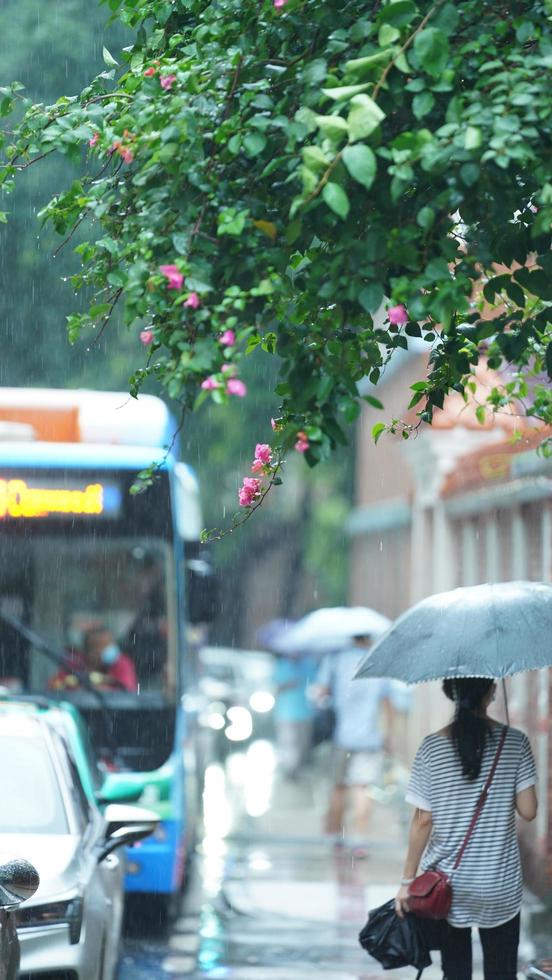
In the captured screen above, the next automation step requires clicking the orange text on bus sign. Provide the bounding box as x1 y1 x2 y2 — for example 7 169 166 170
0 479 104 519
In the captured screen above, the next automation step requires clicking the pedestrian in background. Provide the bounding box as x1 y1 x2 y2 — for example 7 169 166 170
395 677 537 980
273 653 316 779
316 635 394 847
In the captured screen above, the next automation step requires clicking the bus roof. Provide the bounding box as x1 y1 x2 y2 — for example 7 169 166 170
0 388 175 449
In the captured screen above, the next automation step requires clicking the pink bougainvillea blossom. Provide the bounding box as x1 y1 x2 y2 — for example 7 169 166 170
201 376 221 391
387 304 408 326
254 443 272 465
140 330 154 345
159 264 184 290
220 329 236 346
227 378 247 398
295 431 309 453
238 477 261 507
274 0 287 8
250 459 265 475
143 67 156 77
183 292 201 309
88 132 99 148
160 74 177 91
120 147 134 164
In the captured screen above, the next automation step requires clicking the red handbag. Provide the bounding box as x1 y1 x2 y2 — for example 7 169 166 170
407 727 507 920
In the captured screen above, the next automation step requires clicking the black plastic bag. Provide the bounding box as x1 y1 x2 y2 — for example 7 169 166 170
359 899 432 973
311 705 336 746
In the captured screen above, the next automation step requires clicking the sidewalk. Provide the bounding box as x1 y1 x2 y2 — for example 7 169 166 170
213 742 481 978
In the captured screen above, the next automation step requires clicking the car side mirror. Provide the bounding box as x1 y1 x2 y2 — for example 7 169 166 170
0 858 39 909
97 804 159 863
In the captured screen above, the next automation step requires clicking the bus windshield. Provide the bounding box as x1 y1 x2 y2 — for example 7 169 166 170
0 534 175 698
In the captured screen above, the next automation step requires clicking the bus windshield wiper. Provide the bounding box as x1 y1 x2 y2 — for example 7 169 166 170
0 609 124 768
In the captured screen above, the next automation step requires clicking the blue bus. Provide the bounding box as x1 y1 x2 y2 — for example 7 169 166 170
0 389 213 912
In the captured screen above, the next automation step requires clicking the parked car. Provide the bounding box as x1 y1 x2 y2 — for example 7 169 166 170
0 700 158 980
0 857 39 980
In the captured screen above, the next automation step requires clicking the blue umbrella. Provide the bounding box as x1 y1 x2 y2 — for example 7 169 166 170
355 581 552 684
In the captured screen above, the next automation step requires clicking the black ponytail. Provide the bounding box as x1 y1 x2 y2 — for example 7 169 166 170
442 678 494 780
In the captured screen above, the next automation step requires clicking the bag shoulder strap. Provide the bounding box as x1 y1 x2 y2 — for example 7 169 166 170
453 726 507 871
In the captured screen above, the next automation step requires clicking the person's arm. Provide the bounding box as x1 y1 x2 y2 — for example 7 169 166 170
395 808 433 917
515 734 538 821
516 785 537 821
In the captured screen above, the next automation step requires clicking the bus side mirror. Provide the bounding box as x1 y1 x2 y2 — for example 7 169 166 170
186 545 218 625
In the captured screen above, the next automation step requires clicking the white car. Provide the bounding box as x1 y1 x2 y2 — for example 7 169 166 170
0 708 157 980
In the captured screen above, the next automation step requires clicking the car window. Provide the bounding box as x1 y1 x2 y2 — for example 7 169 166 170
49 731 92 833
0 733 68 834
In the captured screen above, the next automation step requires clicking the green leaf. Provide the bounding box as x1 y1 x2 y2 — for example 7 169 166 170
102 46 119 68
412 91 435 119
413 28 449 77
302 145 331 171
243 132 267 157
315 114 349 141
322 182 350 219
347 94 386 142
345 50 393 76
358 282 384 313
322 83 371 101
342 144 377 189
464 126 482 150
475 405 486 425
372 422 387 443
416 206 435 230
379 0 417 27
363 394 384 409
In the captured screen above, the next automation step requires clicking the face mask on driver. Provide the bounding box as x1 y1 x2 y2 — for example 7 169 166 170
101 643 120 667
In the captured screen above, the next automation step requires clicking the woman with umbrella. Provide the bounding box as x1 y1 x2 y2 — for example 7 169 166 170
355 582 548 980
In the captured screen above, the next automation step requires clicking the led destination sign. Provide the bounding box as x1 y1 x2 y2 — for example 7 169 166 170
0 478 121 520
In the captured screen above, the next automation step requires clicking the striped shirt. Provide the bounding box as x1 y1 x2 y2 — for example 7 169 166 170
406 723 536 928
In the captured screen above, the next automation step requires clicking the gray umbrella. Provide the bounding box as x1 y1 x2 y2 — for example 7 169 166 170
354 581 552 684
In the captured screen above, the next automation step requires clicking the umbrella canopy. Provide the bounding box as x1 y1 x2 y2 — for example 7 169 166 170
255 618 298 656
276 606 391 656
355 581 552 684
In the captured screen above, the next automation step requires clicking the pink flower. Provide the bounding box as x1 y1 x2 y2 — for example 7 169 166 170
254 443 272 465
220 329 236 346
201 376 221 391
120 147 134 164
143 67 156 77
251 459 265 474
159 264 184 290
238 477 261 507
160 74 177 91
222 363 235 374
89 132 99 148
184 292 201 309
295 431 309 453
227 378 247 398
140 330 154 345
387 304 408 326
274 0 287 8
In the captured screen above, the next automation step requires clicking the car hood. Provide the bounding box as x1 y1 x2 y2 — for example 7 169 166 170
0 834 81 905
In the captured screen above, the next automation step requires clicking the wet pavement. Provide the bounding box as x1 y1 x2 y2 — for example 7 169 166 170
118 740 494 978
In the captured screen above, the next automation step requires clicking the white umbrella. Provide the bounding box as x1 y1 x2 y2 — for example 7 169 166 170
276 606 391 655
354 581 552 683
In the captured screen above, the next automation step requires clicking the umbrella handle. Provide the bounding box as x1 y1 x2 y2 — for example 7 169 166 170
502 678 510 725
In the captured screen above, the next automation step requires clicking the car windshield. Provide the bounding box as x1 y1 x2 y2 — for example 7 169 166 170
0 731 68 834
